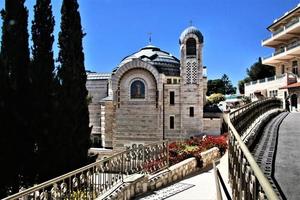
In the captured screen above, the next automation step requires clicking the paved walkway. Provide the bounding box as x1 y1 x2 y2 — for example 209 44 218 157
251 112 288 198
275 112 300 200
137 152 231 200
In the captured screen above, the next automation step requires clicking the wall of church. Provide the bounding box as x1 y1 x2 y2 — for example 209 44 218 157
100 100 114 148
86 78 110 147
180 84 204 136
86 79 109 103
163 84 181 139
113 68 161 149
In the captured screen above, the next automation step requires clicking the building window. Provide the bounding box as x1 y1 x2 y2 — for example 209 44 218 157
189 107 194 117
170 91 175 105
130 80 145 99
173 79 178 84
169 116 175 129
269 90 278 97
292 61 298 75
281 65 285 74
186 38 196 56
167 78 172 84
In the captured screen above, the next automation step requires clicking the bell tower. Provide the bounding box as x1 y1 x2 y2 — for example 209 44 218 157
179 26 204 137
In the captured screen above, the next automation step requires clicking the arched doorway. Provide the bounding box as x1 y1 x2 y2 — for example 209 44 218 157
291 94 298 109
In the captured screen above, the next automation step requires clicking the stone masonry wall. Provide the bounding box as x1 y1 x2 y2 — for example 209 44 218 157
114 68 160 149
102 100 114 148
203 118 222 135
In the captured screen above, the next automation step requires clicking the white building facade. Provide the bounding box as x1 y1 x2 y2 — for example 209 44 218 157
245 3 300 111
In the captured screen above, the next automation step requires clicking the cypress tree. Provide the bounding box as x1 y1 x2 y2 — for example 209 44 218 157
0 0 33 195
31 0 56 182
57 0 91 172
0 55 11 198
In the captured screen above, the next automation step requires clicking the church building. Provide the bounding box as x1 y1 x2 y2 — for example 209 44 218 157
87 26 218 150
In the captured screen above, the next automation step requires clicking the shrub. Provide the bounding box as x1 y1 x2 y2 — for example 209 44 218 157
168 134 228 166
207 93 225 105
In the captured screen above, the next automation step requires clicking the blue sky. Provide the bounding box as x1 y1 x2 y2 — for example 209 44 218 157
0 0 300 87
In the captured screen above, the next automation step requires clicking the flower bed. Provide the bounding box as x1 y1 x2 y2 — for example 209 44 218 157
169 134 228 166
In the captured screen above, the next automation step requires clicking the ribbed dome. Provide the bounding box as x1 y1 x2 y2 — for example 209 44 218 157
179 26 203 44
114 45 180 76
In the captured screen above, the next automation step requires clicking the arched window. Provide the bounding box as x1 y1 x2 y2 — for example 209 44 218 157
186 38 196 56
130 80 145 99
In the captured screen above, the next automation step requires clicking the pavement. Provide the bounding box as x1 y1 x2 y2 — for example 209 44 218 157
274 112 300 200
137 152 231 200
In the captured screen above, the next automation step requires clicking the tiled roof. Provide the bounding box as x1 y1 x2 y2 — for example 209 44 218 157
114 45 180 76
279 82 300 89
87 72 111 80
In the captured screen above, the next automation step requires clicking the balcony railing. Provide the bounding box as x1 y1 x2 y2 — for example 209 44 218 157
263 39 300 60
286 40 300 50
244 74 285 86
286 17 300 29
262 17 300 42
228 98 282 200
272 27 285 36
3 141 169 200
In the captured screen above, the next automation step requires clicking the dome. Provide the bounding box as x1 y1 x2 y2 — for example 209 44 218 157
114 45 180 76
179 26 203 44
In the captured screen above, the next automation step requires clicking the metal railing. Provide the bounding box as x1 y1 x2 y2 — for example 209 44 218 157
3 140 169 200
228 98 282 200
263 39 300 60
213 160 231 200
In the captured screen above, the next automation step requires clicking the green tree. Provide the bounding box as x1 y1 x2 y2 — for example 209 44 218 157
246 57 275 80
57 0 91 173
238 77 250 94
207 74 236 96
31 0 56 183
238 58 275 94
0 56 10 197
0 0 33 196
207 79 224 96
221 74 236 95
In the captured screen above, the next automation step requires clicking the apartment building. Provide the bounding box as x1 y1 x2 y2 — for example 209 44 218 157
245 3 300 111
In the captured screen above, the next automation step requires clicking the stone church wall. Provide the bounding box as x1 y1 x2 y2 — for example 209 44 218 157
114 69 161 149
101 100 114 148
164 84 181 139
86 79 109 103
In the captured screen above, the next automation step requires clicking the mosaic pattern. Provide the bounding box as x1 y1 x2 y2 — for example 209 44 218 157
136 183 195 200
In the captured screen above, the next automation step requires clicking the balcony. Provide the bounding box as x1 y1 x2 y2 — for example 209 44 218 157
262 17 300 47
262 40 300 65
244 74 285 87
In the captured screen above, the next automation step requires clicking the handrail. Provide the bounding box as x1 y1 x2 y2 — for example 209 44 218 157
228 118 279 199
213 160 231 200
213 161 222 200
228 98 281 199
3 140 169 200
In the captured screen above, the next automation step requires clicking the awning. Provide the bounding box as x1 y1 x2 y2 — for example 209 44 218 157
279 82 300 89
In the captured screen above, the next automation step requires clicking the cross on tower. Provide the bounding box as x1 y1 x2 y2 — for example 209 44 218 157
148 32 152 44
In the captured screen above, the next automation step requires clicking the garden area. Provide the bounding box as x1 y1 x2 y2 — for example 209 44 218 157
169 134 228 166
